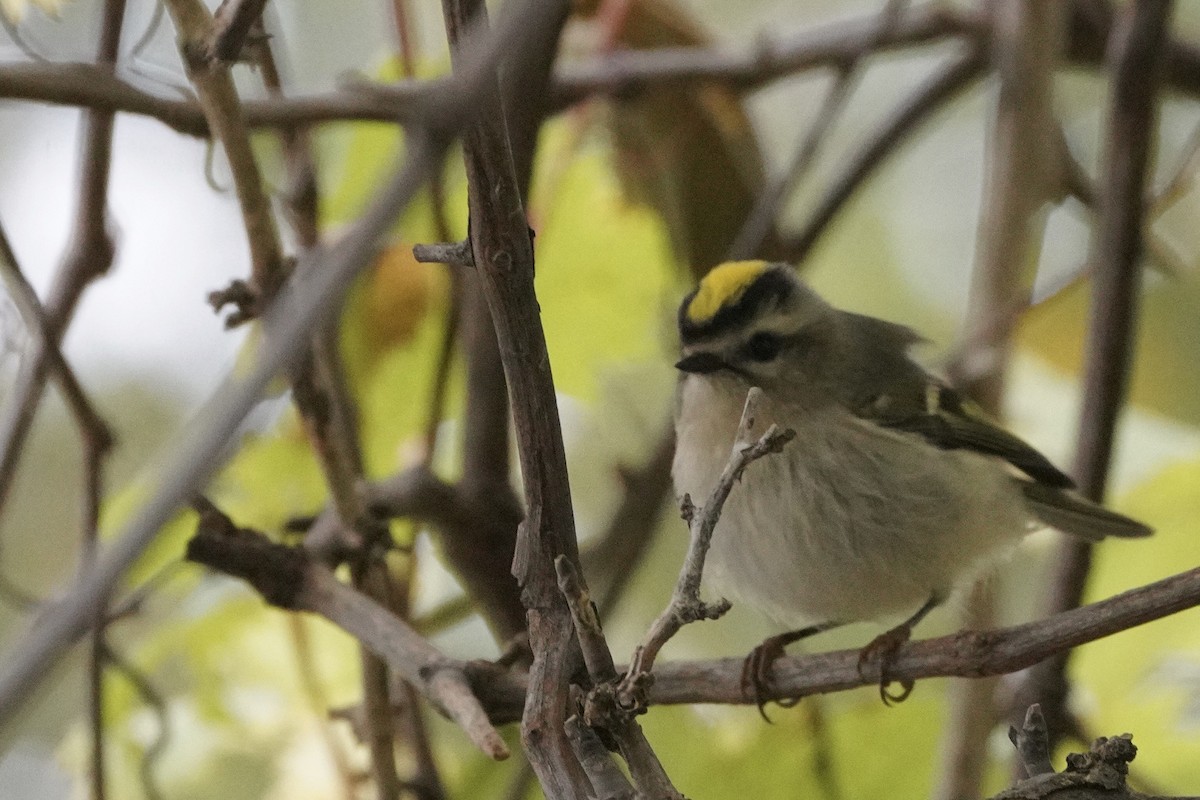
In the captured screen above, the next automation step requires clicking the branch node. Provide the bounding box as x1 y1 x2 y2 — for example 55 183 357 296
207 278 261 328
185 497 306 608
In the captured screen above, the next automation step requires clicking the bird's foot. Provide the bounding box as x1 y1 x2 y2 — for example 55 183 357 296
741 624 835 721
857 624 915 706
741 634 799 722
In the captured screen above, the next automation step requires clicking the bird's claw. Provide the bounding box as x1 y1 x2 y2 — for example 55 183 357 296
741 635 801 722
857 624 915 705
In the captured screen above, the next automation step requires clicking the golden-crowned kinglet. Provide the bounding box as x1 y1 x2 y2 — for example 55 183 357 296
671 261 1151 703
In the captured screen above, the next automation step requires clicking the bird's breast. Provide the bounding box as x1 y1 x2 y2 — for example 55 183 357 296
672 379 1028 626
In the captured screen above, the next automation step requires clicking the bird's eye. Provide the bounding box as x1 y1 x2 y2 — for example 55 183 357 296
744 332 783 362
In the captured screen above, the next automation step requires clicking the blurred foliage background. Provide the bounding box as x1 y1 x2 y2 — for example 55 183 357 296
1 0 1199 798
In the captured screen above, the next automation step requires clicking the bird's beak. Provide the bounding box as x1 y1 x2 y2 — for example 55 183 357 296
675 352 727 374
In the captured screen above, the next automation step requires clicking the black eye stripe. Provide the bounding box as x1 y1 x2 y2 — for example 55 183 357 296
744 332 783 361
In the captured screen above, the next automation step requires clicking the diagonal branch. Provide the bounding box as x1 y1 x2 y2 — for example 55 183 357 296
186 503 509 760
781 46 987 264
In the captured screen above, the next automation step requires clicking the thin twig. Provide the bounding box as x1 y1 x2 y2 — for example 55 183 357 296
727 0 909 261
286 616 359 800
102 642 168 800
0 224 113 460
619 389 793 705
164 0 283 301
590 427 676 617
781 46 987 263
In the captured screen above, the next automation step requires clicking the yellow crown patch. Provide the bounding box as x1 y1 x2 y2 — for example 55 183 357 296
685 260 770 323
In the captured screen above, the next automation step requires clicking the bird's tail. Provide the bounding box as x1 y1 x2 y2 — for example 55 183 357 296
1020 481 1153 540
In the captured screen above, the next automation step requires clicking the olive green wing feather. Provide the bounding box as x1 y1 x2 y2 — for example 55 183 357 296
858 381 1075 489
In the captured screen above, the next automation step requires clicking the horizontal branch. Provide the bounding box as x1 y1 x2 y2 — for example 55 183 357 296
471 565 1200 722
0 63 445 136
648 564 1200 706
552 2 980 102
6 2 1200 134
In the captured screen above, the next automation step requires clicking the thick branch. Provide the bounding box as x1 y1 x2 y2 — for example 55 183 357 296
644 564 1200 709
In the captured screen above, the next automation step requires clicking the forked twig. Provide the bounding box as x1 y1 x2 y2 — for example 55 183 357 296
618 388 794 706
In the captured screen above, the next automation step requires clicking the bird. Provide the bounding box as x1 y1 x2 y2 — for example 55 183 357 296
670 260 1152 710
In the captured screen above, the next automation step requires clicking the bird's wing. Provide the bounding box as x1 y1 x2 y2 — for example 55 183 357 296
856 380 1076 489
1019 480 1152 538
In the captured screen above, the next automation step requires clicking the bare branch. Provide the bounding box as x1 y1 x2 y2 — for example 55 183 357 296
438 0 584 795
727 0 909 261
164 0 283 300
0 63 444 135
552 2 981 104
0 0 602 728
782 47 986 263
185 507 510 760
420 563 1200 724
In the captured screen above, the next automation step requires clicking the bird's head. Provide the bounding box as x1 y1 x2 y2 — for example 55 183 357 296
676 261 840 400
